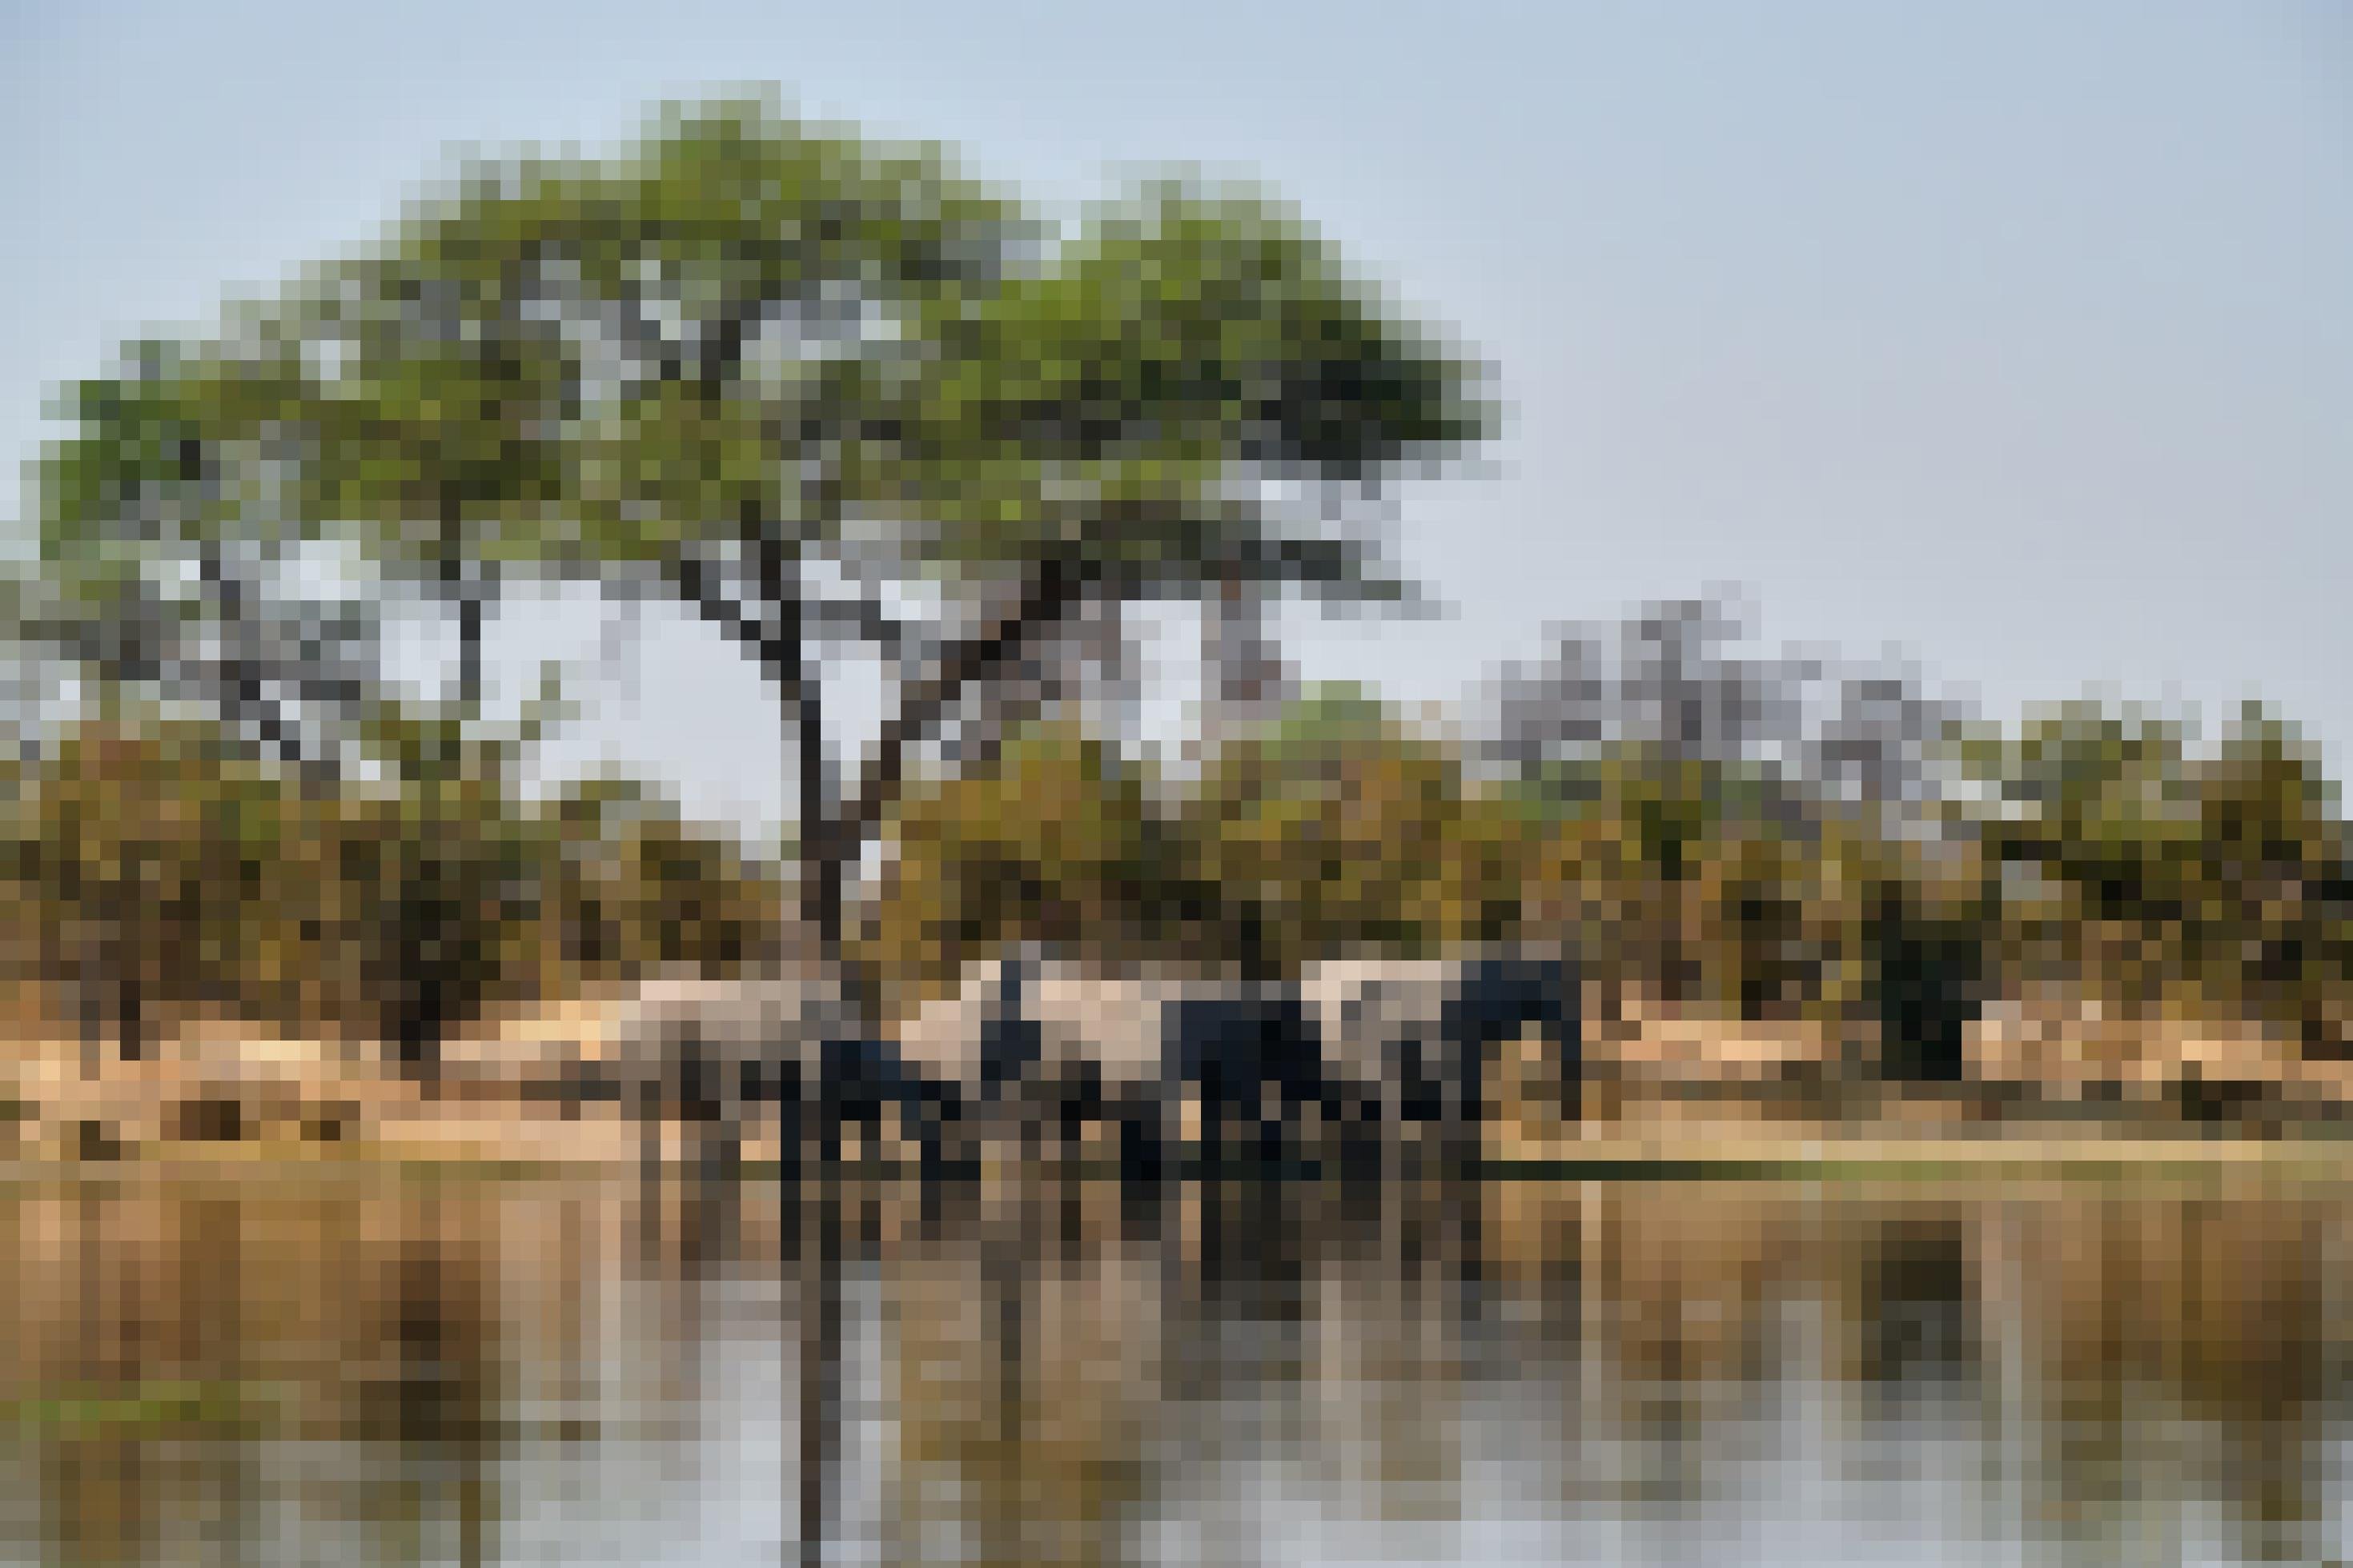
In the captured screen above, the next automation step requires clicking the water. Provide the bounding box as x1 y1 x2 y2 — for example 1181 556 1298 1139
1 1169 2347 1566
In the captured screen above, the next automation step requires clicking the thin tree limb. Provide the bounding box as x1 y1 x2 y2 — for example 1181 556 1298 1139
835 551 1085 849
673 553 798 686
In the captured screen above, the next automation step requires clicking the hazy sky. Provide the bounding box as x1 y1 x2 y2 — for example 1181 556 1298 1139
6 0 2348 833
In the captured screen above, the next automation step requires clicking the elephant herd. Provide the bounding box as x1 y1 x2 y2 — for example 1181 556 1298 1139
590 952 1580 1177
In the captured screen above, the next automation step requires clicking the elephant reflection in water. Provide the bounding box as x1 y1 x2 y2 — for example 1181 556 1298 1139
874 1183 1484 1563
879 1188 1163 1566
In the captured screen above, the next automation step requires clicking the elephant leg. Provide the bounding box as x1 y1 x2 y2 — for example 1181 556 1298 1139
815 1090 848 1169
1239 1081 1283 1173
913 1086 962 1179
1054 1077 1088 1171
930 1084 978 1177
1258 1081 1295 1172
773 1088 807 1182
1319 1077 1355 1175
1392 1038 1439 1171
637 1081 665 1186
1460 1032 1490 1133
1197 1074 1240 1177
1116 1093 1165 1185
1326 1078 1381 1180
695 1117 741 1184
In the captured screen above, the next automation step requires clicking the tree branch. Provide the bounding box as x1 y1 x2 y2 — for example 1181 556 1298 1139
697 299 763 400
835 552 1086 849
806 595 911 659
673 552 800 687
673 551 913 669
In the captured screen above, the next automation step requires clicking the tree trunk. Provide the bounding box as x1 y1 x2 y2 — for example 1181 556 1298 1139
114 966 146 1065
456 590 484 714
440 551 485 715
1203 564 1282 753
798 651 837 952
440 489 486 715
748 536 838 952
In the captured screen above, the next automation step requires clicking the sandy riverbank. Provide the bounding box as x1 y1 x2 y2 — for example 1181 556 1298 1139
6 989 2351 1175
6 1085 2349 1181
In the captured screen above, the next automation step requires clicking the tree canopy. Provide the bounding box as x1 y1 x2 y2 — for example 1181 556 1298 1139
30 94 1492 981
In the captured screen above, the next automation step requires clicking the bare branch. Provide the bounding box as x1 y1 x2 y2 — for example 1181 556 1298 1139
672 552 797 687
836 551 1086 848
805 594 911 659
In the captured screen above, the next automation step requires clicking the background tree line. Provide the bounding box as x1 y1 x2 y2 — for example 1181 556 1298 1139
867 598 2353 1068
0 604 2344 1066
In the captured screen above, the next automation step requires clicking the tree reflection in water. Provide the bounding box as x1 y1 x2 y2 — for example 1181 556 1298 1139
0 1170 2345 1565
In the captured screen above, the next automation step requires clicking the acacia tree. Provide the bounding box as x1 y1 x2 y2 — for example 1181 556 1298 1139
34 95 1487 1037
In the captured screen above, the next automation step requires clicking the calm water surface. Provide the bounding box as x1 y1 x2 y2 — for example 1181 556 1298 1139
2 1169 2347 1566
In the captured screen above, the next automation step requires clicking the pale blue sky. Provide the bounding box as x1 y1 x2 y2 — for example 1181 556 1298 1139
6 0 2349 832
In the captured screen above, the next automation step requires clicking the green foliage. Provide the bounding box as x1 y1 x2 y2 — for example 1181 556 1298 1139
0 712 785 1056
1964 703 2353 1040
867 689 1534 992
896 180 1486 593
1 680 2345 1068
864 723 1170 1000
855 682 2353 1065
1179 687 1528 972
538 785 791 985
1512 747 1837 1017
34 90 1486 605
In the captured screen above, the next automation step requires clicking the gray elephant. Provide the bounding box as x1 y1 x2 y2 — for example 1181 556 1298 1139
893 953 1324 1177
1300 950 1579 1171
597 968 932 1172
